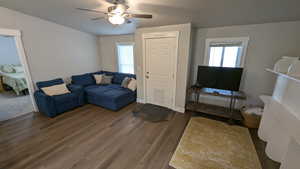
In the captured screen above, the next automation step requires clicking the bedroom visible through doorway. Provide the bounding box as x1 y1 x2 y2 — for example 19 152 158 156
0 35 34 121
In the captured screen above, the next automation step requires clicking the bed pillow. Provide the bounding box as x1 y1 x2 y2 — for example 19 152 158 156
127 78 137 91
13 65 24 73
41 83 70 96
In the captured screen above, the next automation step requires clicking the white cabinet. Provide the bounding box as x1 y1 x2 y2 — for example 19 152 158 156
259 69 300 169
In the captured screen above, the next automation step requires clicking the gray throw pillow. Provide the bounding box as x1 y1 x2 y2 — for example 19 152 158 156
121 77 131 88
102 75 113 84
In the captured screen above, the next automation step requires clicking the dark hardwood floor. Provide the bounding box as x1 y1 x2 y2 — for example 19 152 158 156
0 103 280 169
0 103 190 169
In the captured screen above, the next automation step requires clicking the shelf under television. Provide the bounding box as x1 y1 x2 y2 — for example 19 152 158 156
186 101 243 121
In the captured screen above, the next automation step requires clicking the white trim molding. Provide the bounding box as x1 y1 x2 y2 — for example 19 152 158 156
204 37 250 67
0 28 37 112
136 98 145 104
115 41 135 74
173 106 185 113
142 31 179 110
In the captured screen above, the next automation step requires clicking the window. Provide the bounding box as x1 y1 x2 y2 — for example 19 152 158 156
117 43 134 74
204 37 249 68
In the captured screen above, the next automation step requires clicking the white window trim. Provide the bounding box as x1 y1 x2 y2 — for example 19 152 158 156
116 42 135 74
203 37 249 67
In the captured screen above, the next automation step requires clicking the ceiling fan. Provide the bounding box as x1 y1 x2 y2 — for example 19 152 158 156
77 0 153 25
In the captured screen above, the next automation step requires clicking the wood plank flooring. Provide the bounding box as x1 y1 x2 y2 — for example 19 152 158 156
0 103 190 169
1 103 280 169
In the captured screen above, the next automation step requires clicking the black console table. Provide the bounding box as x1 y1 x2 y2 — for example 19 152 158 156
186 87 246 123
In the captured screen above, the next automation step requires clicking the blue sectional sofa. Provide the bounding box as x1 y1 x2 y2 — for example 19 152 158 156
71 71 136 111
34 78 85 117
34 71 136 117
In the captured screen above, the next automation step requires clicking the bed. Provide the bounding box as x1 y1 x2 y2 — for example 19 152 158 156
0 64 28 95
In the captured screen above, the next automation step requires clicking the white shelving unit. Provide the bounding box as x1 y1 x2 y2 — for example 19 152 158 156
258 68 300 169
266 68 300 83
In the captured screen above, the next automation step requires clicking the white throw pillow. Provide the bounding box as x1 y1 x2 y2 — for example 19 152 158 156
127 78 137 91
94 74 104 84
41 83 70 96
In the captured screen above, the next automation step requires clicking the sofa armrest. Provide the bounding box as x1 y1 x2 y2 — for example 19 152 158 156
67 84 85 106
34 90 57 117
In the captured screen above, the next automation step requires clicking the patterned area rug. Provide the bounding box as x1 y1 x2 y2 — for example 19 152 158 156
169 117 262 169
132 103 174 122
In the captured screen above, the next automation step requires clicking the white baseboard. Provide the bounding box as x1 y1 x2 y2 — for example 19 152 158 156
137 98 145 103
172 106 185 113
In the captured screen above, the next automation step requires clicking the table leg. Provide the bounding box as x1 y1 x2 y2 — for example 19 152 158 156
228 92 235 125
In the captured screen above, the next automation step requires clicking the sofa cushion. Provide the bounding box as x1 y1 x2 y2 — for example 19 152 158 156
36 78 64 90
85 84 133 99
72 73 95 86
102 89 134 101
84 83 136 111
101 71 115 76
112 72 136 84
84 85 112 95
53 92 79 113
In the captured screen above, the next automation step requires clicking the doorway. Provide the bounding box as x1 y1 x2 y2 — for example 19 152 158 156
142 31 179 109
0 28 36 121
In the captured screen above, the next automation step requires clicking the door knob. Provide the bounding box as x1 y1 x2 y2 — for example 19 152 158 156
146 75 149 79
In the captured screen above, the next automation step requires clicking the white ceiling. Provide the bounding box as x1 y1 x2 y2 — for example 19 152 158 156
1 0 300 35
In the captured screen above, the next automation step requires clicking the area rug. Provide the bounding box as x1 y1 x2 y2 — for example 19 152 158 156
169 117 262 169
0 91 34 121
132 103 174 122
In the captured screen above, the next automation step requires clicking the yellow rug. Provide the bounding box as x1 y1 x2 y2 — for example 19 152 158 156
169 117 262 169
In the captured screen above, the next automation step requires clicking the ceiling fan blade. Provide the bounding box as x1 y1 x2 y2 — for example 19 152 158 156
106 0 126 5
91 17 106 21
77 8 107 14
129 14 152 19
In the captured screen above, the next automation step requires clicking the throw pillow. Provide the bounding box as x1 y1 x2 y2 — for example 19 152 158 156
121 77 131 88
41 83 70 96
127 78 137 91
94 74 104 84
102 75 113 84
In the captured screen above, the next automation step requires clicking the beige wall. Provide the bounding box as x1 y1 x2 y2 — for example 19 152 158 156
0 7 101 84
191 21 300 106
98 34 134 72
135 23 192 111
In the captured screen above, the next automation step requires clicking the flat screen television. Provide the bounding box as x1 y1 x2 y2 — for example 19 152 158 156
197 66 243 91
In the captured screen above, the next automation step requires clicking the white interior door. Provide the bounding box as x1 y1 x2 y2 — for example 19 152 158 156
144 35 178 109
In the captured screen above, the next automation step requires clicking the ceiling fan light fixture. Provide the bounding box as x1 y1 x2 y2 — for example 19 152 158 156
108 14 125 25
113 4 126 14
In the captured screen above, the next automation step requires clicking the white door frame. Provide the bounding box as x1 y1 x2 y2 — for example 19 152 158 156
0 28 37 111
142 31 179 109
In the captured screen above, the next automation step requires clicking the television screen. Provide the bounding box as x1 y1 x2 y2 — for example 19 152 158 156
197 66 243 91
